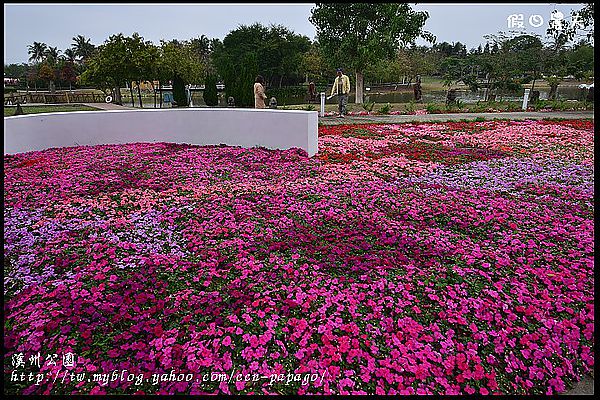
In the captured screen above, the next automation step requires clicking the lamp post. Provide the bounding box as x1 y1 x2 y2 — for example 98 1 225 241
320 92 325 117
522 88 530 110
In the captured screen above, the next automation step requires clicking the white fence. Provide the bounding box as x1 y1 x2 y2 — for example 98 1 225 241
4 108 319 156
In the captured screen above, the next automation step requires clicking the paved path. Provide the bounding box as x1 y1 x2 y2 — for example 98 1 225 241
562 374 594 396
319 110 594 125
8 102 136 110
82 102 135 110
14 104 594 122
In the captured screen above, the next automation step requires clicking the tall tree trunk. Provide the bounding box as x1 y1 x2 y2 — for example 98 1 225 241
129 82 135 107
355 71 364 104
136 81 143 108
549 84 558 100
152 81 157 108
114 85 122 105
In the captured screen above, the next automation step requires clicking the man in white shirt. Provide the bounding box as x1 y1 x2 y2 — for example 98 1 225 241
328 68 350 117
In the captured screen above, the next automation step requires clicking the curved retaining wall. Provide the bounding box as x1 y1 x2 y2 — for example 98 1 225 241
3 108 319 156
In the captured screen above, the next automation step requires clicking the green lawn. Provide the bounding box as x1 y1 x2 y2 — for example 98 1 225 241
4 104 101 117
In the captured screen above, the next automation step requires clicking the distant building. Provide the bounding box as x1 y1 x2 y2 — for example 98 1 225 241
4 76 19 87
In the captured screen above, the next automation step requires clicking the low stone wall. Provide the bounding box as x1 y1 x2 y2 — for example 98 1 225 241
3 108 319 156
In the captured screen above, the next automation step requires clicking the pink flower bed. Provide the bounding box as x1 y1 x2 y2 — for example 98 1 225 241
3 119 594 395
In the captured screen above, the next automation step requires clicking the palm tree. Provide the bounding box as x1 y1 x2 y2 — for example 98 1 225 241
28 42 47 64
45 46 61 66
72 35 96 64
63 48 76 63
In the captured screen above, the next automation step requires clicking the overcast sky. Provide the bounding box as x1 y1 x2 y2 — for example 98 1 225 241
4 3 587 65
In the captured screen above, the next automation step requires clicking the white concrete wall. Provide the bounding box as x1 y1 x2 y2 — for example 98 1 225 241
4 108 319 156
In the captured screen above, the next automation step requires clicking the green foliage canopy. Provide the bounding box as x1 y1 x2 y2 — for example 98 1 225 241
309 3 434 73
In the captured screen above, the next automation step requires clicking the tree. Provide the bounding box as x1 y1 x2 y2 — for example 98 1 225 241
3 63 29 80
310 3 434 103
63 48 76 63
38 63 56 92
478 33 531 100
172 74 187 106
547 4 594 46
189 35 212 68
80 34 130 104
156 40 204 107
26 67 39 93
367 46 440 84
212 23 310 91
264 25 311 87
203 73 219 106
433 41 467 58
504 34 544 92
28 42 47 64
217 50 258 107
72 35 96 64
59 62 78 91
45 46 61 66
300 41 332 84
566 41 594 80
38 46 60 93
211 24 265 106
123 33 159 107
543 46 569 101
81 33 167 106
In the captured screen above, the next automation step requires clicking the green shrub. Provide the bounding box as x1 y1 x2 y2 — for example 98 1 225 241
445 100 463 112
269 86 308 98
221 52 258 107
362 101 375 112
378 103 392 114
172 75 187 107
507 102 521 111
406 100 415 113
552 100 568 111
304 104 316 111
426 103 440 114
203 74 219 106
533 100 545 111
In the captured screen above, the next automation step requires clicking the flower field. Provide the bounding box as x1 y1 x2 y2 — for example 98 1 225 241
3 119 594 395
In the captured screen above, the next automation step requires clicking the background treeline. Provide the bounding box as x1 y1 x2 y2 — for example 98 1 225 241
5 8 594 107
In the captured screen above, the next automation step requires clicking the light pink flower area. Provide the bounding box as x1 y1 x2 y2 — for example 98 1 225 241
3 120 594 395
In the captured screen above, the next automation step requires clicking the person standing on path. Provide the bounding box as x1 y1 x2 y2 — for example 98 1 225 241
254 75 268 109
328 68 350 117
